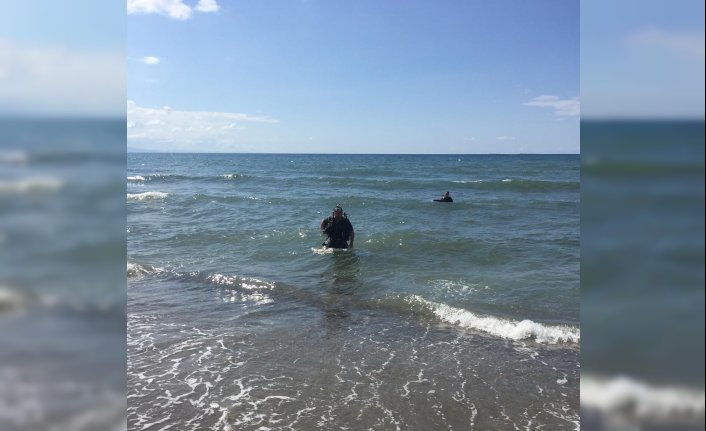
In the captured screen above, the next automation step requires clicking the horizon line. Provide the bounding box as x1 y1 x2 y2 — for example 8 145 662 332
3 115 703 121
127 150 580 155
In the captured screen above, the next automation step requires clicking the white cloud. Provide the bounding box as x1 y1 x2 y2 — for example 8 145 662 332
127 100 278 151
627 28 705 61
140 56 160 65
127 0 220 20
524 95 580 116
196 0 220 13
0 38 124 117
495 136 517 141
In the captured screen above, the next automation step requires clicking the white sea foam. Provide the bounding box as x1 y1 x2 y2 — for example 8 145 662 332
127 191 168 201
127 262 148 277
311 247 350 255
127 262 167 277
0 368 126 430
220 173 244 180
0 285 62 315
408 295 579 344
0 150 29 164
581 374 705 428
207 273 275 291
0 177 64 194
127 175 146 182
0 285 31 314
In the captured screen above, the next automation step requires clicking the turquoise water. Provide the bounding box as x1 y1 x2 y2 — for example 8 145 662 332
128 153 580 429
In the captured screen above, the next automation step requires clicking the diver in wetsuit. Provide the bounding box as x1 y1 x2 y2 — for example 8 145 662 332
320 205 355 249
434 191 453 202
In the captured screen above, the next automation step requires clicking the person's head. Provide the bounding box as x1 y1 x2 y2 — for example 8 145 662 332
443 191 450 197
333 205 344 218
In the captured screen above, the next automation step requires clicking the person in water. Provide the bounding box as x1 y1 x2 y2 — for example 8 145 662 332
434 191 453 202
320 205 355 249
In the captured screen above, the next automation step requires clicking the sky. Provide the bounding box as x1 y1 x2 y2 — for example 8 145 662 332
0 0 125 117
126 0 580 154
1 1 703 153
582 0 705 119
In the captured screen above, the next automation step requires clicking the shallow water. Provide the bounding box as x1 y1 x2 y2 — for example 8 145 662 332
128 152 580 429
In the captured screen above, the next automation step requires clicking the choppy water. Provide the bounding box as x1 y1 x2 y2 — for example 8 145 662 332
581 121 705 430
128 153 580 430
0 119 126 431
4 119 701 430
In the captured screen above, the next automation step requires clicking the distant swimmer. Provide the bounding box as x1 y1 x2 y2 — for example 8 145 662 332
320 205 355 249
434 191 453 202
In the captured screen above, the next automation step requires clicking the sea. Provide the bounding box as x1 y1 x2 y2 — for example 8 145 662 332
127 152 580 430
3 119 701 430
0 119 126 431
580 121 705 430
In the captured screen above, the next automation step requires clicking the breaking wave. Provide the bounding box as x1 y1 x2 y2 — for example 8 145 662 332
394 295 579 344
127 191 168 201
581 374 705 429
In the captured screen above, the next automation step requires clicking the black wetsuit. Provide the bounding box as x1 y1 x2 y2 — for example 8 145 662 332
434 196 453 202
321 217 354 249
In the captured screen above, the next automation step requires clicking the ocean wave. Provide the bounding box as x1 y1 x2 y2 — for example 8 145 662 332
314 175 438 191
169 193 272 206
581 374 705 429
127 173 249 183
135 173 192 181
0 177 64 194
126 263 577 346
127 262 168 278
28 150 124 164
582 159 705 178
127 191 168 201
0 285 34 315
399 295 579 344
451 178 579 192
219 173 247 180
0 150 29 165
0 284 123 321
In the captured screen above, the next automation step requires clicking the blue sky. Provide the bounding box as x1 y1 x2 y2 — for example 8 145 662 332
126 0 580 153
0 1 125 117
582 0 705 119
2 1 704 152
0 0 124 51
